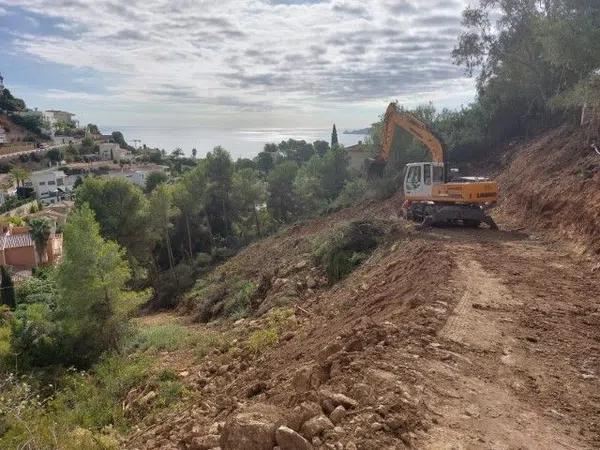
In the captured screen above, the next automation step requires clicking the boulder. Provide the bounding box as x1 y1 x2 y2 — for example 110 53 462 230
329 406 347 424
292 364 328 393
275 426 313 450
300 415 334 439
288 401 322 431
319 390 358 409
220 404 284 450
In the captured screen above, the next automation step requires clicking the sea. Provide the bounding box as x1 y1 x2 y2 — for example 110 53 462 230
99 126 368 159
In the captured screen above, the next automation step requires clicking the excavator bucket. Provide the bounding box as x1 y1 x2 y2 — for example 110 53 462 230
364 158 387 179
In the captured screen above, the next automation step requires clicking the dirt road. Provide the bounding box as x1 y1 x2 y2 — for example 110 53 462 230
420 228 600 449
128 216 600 450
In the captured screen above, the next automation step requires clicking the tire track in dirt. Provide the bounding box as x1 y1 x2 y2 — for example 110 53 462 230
421 231 599 449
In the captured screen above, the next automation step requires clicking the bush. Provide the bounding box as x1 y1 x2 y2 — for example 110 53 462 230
331 178 368 210
189 276 256 323
246 308 294 355
312 221 384 282
129 324 194 352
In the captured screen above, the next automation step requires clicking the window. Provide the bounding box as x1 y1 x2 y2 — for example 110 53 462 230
57 179 64 186
39 181 46 186
423 164 431 185
433 166 444 183
406 166 421 190
47 180 56 185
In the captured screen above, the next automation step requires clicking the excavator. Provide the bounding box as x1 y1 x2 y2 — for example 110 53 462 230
367 103 498 229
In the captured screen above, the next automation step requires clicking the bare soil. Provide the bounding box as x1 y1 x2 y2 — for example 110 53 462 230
126 203 600 449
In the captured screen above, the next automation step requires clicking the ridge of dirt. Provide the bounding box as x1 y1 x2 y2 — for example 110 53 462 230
494 125 600 257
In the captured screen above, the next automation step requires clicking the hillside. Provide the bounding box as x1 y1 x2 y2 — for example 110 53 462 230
495 126 600 256
124 130 600 450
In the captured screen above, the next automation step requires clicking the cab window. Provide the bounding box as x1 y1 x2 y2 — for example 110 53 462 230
433 166 444 183
423 164 431 185
407 166 421 190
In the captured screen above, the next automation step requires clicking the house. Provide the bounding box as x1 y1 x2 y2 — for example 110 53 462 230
0 127 6 145
24 169 70 204
0 72 4 91
0 225 63 270
99 142 122 161
43 110 78 129
107 165 167 188
345 141 371 171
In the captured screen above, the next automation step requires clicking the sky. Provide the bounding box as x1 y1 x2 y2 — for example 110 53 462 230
0 0 477 131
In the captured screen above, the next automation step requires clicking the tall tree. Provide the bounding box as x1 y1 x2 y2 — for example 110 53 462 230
267 161 299 223
331 124 339 147
313 140 330 157
205 146 234 237
231 168 267 238
75 177 151 270
28 218 52 264
191 148 198 159
56 204 133 365
9 166 28 187
0 266 15 309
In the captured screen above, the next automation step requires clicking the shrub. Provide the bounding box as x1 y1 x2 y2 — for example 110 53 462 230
312 221 384 282
331 178 368 209
190 276 257 323
247 328 279 354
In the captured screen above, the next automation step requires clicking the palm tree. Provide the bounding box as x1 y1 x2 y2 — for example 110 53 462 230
9 167 28 187
28 218 53 264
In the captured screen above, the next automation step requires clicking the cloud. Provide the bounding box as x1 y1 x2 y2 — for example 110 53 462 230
3 0 475 120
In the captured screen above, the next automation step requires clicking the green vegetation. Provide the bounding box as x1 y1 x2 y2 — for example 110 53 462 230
247 308 295 355
313 221 385 282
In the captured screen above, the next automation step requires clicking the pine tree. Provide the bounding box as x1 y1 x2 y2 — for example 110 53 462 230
331 124 338 147
0 265 15 309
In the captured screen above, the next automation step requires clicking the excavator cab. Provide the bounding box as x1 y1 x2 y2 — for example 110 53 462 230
404 162 445 198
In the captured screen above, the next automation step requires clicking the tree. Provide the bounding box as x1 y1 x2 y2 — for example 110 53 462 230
145 171 168 193
148 184 180 294
29 218 53 264
75 177 151 270
192 148 198 159
111 131 129 149
267 161 299 223
313 140 330 157
46 148 63 163
331 124 338 147
264 143 278 153
205 146 234 237
0 266 15 309
9 166 28 187
255 151 274 174
86 123 100 134
235 158 257 171
231 168 267 237
56 204 134 366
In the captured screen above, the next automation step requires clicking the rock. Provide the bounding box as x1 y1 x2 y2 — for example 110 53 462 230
220 403 284 450
371 422 383 432
300 415 334 439
329 406 347 424
288 401 323 431
306 277 317 289
275 426 313 450
138 390 157 405
209 422 225 435
296 260 308 270
190 434 221 450
345 443 357 450
319 390 358 409
312 437 322 446
292 364 328 393
317 342 343 363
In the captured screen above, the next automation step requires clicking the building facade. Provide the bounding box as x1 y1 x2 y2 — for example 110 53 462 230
24 169 70 204
0 225 63 270
99 142 122 161
0 127 6 145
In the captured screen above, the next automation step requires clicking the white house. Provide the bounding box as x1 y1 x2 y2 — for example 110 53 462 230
43 110 78 134
99 143 122 161
0 72 4 92
24 169 70 204
0 127 6 145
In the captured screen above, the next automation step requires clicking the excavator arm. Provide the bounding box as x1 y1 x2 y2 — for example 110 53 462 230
381 103 445 164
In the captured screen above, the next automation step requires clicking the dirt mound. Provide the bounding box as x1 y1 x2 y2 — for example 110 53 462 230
494 125 600 256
